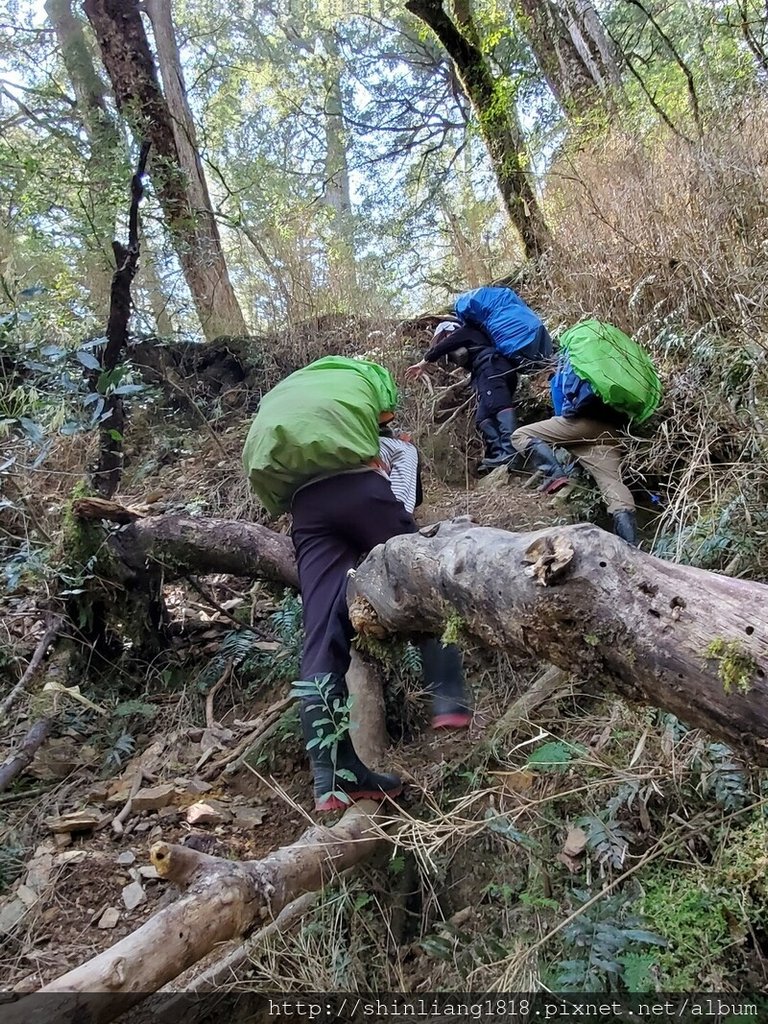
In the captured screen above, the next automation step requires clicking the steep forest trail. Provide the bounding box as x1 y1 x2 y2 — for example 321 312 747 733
2 323 767 1000
0 439 572 991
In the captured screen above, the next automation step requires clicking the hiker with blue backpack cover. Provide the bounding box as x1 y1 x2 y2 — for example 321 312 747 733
242 356 472 813
508 320 662 547
406 286 552 472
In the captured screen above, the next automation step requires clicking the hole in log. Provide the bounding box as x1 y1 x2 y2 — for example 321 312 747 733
599 561 607 568
746 626 755 636
156 850 166 861
648 608 661 618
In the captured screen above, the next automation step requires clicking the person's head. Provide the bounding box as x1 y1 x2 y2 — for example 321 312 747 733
433 320 460 343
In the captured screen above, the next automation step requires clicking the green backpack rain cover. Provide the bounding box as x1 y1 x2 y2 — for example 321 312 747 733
242 355 398 515
561 320 662 424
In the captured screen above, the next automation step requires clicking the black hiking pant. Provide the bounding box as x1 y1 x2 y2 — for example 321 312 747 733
471 350 518 423
291 470 417 681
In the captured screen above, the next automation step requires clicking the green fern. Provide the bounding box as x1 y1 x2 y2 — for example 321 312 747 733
694 742 750 811
577 813 633 871
526 740 585 773
551 890 665 992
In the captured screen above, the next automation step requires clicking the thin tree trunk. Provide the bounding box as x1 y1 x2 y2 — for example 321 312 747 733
406 0 552 259
83 0 248 341
89 141 149 497
348 520 768 764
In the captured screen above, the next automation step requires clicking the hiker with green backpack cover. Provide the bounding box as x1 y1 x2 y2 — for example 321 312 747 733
242 356 472 813
509 321 662 546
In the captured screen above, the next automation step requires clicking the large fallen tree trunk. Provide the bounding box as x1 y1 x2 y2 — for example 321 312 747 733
14 803 386 1022
107 514 298 588
348 520 768 763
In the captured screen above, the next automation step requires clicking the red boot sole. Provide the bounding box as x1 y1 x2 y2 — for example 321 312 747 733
315 786 404 812
432 713 472 729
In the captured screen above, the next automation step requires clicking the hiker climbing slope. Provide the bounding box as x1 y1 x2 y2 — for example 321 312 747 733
509 320 662 546
242 356 472 813
406 286 552 472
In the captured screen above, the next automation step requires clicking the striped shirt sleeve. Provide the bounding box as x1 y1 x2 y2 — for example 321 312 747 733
378 436 419 513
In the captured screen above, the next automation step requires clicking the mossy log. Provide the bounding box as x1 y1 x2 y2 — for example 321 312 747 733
348 519 768 763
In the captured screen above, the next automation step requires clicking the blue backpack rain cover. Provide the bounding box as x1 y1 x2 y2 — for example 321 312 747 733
454 286 551 369
551 350 596 416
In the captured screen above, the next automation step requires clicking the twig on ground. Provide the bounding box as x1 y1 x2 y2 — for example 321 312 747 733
1 617 63 719
112 767 151 835
0 718 52 793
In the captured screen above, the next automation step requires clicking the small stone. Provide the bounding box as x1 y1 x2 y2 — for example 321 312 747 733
121 881 146 912
54 834 72 851
16 885 39 909
45 809 108 834
185 800 231 827
97 907 121 930
232 805 266 828
87 781 110 803
149 826 163 841
131 784 175 812
157 806 179 820
116 851 136 866
55 850 88 866
138 865 160 881
174 777 212 795
134 822 152 833
25 849 54 891
0 899 26 935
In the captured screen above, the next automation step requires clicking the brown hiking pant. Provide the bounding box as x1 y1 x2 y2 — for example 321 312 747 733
511 416 634 515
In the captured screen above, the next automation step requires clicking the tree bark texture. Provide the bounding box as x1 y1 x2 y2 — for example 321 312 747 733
0 718 52 793
405 0 552 259
97 511 768 761
83 0 248 341
13 804 386 1021
44 0 125 308
90 141 149 498
107 514 299 588
348 520 768 764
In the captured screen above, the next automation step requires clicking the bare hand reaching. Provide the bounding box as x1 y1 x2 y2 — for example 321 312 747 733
405 361 428 381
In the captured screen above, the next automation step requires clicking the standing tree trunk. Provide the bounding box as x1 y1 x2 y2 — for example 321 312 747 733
90 142 149 497
319 29 357 296
83 0 249 341
514 0 619 116
405 0 552 259
45 0 124 310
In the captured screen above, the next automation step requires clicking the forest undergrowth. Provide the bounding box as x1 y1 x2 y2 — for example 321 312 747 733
2 111 768 999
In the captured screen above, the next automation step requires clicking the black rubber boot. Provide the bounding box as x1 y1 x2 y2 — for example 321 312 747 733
525 439 570 493
299 676 402 812
419 639 473 729
477 418 502 473
612 509 638 546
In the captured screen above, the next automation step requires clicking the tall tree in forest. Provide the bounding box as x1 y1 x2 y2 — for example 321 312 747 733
83 0 248 341
514 0 622 116
44 0 123 308
45 0 173 335
405 0 551 259
318 28 357 295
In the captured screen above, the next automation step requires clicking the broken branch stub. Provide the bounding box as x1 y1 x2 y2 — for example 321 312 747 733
349 520 768 763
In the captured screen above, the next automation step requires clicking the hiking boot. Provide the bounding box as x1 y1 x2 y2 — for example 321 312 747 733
479 408 518 470
612 509 638 546
419 639 473 729
298 677 403 812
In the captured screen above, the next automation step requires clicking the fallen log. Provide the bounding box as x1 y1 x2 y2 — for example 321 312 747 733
107 514 298 588
14 802 387 1023
348 520 768 764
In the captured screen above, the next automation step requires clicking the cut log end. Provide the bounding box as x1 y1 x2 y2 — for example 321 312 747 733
150 841 222 885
